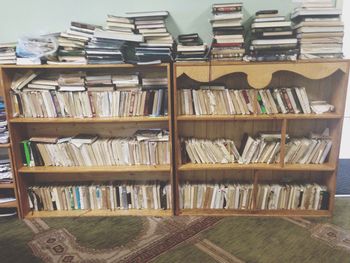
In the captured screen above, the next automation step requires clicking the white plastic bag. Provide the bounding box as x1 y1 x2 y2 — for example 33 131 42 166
16 35 58 59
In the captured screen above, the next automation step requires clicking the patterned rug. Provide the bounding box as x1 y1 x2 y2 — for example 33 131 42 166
23 215 350 263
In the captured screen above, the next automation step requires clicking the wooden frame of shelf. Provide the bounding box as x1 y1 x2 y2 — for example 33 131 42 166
0 74 19 217
1 63 174 218
173 59 350 217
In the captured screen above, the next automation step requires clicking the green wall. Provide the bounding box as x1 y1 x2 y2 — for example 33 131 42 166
0 0 336 44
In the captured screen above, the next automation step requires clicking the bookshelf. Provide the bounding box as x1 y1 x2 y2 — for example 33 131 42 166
0 63 174 218
173 59 350 217
0 73 20 217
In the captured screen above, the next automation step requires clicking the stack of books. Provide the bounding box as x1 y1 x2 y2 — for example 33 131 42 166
178 86 313 116
210 2 245 61
175 34 208 61
0 158 12 184
0 99 8 144
257 184 329 210
10 71 168 118
89 15 144 64
58 72 86 91
126 11 174 64
179 183 254 210
247 10 298 61
53 22 101 64
291 0 343 59
28 182 172 211
181 133 283 165
20 130 170 167
0 43 16 65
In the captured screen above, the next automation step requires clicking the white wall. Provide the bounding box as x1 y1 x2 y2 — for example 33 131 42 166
339 0 350 158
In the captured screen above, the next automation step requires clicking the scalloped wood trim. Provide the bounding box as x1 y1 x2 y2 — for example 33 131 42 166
176 62 349 89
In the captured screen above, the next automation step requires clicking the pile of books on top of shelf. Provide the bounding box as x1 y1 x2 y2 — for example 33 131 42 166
20 129 170 167
28 182 172 211
181 133 283 165
246 10 298 62
291 0 343 59
0 43 16 65
210 2 245 61
175 33 208 62
126 11 174 64
180 183 254 210
49 22 101 64
178 86 319 116
89 15 144 64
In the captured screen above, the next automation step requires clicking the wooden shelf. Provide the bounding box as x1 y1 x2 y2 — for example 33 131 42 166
1 63 169 69
177 113 343 121
0 143 11 148
0 183 15 189
25 209 172 218
178 163 335 172
0 200 17 208
179 209 331 217
9 116 169 124
19 165 171 174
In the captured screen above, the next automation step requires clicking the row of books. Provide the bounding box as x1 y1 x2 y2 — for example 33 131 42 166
28 182 172 211
21 130 170 167
181 131 332 165
291 0 343 60
11 89 168 118
0 99 9 144
181 133 281 165
178 86 319 116
0 159 12 184
210 2 245 61
179 183 328 210
284 135 332 164
257 183 329 210
180 183 253 210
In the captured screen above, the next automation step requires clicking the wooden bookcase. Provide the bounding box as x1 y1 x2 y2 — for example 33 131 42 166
1 60 349 218
173 60 350 217
0 71 20 217
0 63 174 218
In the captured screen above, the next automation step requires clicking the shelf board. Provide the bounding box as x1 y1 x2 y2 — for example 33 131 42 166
9 116 169 124
178 163 335 172
0 200 17 208
0 143 11 148
19 165 171 174
179 209 331 217
0 183 15 189
2 63 169 69
25 209 172 218
175 59 350 67
177 113 343 121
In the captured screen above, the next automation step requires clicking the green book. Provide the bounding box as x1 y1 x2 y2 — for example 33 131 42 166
20 140 31 166
257 93 267 114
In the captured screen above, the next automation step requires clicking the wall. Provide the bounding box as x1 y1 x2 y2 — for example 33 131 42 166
339 0 350 159
0 0 322 44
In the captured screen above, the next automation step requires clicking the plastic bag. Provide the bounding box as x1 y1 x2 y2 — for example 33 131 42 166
16 35 58 59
